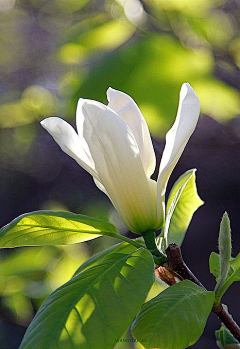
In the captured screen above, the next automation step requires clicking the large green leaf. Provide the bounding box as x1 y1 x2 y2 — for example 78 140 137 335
0 210 119 248
131 280 215 349
164 169 203 246
73 241 143 276
19 248 154 349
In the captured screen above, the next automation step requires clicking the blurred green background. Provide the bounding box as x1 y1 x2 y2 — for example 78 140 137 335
1 0 240 348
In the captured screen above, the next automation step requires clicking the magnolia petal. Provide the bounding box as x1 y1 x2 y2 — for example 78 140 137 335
77 98 159 234
93 177 108 195
41 117 98 179
157 83 200 206
107 87 156 178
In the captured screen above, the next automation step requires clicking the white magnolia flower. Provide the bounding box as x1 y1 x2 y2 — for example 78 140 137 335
41 83 200 234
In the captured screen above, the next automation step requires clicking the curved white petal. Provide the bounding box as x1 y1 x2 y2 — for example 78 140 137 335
157 83 200 212
107 87 156 177
93 177 108 195
41 117 98 179
77 98 159 233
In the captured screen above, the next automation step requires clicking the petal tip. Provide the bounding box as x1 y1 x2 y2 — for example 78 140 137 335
180 83 200 107
107 87 117 101
77 98 101 114
40 117 58 129
77 98 85 109
181 82 194 95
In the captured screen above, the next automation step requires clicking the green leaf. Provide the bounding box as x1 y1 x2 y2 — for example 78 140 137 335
210 252 221 279
131 280 215 349
19 248 154 349
212 251 240 303
164 169 204 247
0 210 118 248
209 252 235 282
229 252 240 279
216 324 240 348
228 254 240 282
73 241 141 276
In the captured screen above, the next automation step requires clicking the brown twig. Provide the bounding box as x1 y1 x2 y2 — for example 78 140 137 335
165 243 205 289
162 243 240 344
212 303 240 342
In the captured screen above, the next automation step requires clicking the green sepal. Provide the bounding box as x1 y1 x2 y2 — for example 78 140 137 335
142 230 167 265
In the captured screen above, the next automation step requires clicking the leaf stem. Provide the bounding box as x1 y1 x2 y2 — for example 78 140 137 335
165 243 205 288
142 230 167 264
105 232 145 249
215 266 240 305
212 303 240 343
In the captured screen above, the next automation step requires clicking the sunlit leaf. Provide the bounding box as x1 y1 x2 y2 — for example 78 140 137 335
131 280 215 349
73 241 142 276
164 169 203 246
0 210 118 248
19 248 154 349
